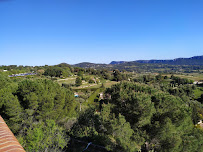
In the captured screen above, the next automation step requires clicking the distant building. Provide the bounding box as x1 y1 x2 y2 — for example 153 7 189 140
99 93 104 99
197 120 203 129
193 81 203 85
8 72 36 77
74 92 79 97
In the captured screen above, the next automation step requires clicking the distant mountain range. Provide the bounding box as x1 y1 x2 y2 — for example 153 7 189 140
136 55 203 65
72 55 203 69
110 61 126 65
109 55 203 66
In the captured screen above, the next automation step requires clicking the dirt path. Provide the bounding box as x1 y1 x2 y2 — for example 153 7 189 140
57 78 76 81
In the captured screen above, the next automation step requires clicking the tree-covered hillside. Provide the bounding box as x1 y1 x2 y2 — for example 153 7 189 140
0 64 203 152
0 75 76 151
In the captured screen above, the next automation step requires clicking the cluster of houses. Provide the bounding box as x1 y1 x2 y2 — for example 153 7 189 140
8 73 36 77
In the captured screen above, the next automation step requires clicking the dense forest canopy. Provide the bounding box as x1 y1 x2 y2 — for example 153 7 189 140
0 62 203 151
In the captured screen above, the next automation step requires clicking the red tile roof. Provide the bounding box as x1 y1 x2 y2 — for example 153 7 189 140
0 116 25 152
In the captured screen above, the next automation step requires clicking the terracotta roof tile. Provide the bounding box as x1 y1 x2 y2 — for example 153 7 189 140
0 116 25 152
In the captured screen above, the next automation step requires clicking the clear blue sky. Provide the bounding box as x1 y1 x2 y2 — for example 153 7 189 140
0 0 203 66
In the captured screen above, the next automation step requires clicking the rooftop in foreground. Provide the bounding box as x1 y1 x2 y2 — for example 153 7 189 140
0 116 25 152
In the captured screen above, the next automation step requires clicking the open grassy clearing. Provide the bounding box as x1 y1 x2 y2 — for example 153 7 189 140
164 73 203 81
57 75 119 90
57 77 76 85
73 80 119 89
184 73 203 81
103 80 119 88
72 83 101 90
